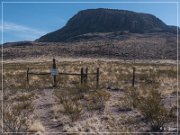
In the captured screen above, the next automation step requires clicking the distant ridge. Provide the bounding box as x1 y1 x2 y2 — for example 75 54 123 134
36 8 178 42
3 8 179 60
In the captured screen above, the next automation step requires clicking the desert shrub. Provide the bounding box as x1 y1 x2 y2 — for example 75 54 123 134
58 95 82 122
156 69 177 78
86 90 111 111
126 87 141 108
138 71 160 84
11 92 35 102
75 83 91 93
3 91 35 132
3 101 34 132
118 97 132 112
128 87 174 131
104 114 132 133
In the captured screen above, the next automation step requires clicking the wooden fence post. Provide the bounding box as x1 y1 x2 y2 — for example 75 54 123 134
53 58 57 87
96 68 99 89
27 68 29 85
85 68 88 84
132 67 136 87
81 68 84 85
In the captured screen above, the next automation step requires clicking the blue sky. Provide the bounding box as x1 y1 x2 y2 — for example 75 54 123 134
0 0 180 43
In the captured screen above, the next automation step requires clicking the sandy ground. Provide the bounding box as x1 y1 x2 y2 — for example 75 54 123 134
33 89 63 133
2 57 178 65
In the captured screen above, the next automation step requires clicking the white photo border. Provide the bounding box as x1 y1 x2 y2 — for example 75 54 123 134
1 1 179 134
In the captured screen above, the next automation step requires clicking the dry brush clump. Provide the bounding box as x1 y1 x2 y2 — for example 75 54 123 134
3 101 34 132
56 92 83 122
117 96 132 112
74 83 91 94
3 92 35 132
127 86 175 132
85 90 111 112
101 113 133 133
11 92 35 102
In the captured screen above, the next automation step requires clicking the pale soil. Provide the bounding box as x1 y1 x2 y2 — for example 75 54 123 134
32 89 63 133
2 57 178 65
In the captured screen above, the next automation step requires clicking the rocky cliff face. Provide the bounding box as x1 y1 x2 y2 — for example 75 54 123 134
36 8 178 42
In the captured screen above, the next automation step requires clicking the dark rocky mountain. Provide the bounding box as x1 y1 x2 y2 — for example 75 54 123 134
3 8 179 60
36 8 178 42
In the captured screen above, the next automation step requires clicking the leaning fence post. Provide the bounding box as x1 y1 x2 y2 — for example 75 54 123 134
96 68 99 89
81 68 84 85
27 67 29 85
132 67 136 87
53 58 57 87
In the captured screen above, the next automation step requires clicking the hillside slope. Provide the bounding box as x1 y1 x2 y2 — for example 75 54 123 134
4 32 179 60
37 8 178 42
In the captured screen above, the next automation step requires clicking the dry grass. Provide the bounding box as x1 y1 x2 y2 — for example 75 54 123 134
85 90 111 111
29 120 45 132
127 87 176 131
1 59 178 133
57 94 83 122
3 98 34 132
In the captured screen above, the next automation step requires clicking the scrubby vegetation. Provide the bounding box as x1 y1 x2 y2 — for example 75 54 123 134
3 92 35 132
1 59 178 133
127 87 176 131
85 90 111 111
56 92 83 122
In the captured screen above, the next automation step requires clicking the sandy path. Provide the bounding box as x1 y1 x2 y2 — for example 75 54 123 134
33 89 63 133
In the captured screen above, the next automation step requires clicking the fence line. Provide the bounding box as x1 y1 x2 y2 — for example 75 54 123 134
26 58 137 89
26 58 100 88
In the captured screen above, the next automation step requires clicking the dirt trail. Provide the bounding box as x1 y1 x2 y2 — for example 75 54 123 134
33 89 62 133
